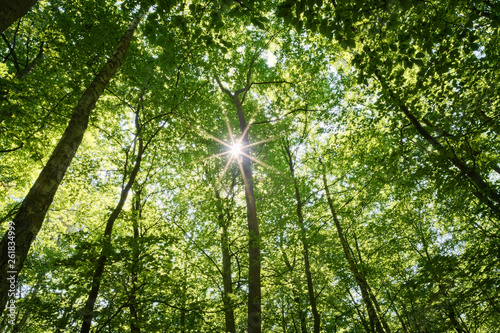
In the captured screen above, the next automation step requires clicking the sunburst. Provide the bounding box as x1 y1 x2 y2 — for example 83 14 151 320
196 116 274 190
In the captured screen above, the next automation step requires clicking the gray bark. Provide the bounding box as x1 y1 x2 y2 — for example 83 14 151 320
0 0 38 33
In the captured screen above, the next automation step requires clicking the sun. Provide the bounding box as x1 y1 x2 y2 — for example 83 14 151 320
230 142 241 157
193 115 275 191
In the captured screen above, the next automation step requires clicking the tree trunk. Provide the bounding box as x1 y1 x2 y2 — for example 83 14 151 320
80 110 145 333
180 253 188 333
0 0 38 33
283 141 320 333
215 188 236 333
221 223 236 332
0 11 143 316
438 284 464 333
234 94 261 333
352 234 391 333
216 78 261 333
320 161 385 333
129 190 142 333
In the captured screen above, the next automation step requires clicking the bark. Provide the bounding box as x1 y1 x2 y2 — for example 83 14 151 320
180 309 186 333
283 141 320 333
374 71 500 218
15 41 44 79
80 112 145 333
236 96 261 333
216 78 261 333
0 0 38 33
215 189 236 333
181 255 188 333
320 162 385 333
439 284 464 333
221 223 236 333
129 190 141 333
0 12 142 315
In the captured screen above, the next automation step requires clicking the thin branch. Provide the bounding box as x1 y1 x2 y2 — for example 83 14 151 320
215 75 234 98
0 143 23 153
143 81 208 127
1 32 19 71
253 108 325 125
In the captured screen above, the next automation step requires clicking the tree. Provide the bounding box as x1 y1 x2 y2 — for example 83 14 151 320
80 95 145 333
0 10 143 315
282 137 321 332
0 0 38 33
216 74 262 333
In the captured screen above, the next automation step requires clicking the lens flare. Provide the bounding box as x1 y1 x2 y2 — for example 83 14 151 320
231 143 241 157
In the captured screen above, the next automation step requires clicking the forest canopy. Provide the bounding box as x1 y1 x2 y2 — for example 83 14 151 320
0 0 499 332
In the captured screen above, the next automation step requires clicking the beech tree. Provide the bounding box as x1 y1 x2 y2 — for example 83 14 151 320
0 0 38 33
0 8 143 315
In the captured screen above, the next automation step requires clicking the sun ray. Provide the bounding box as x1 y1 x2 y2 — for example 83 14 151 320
237 150 279 173
193 115 282 190
192 150 231 165
204 132 233 149
240 117 254 141
236 158 248 191
225 115 236 145
241 137 274 149
216 154 234 191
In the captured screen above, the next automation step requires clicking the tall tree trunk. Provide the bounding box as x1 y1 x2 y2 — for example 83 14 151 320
0 0 37 33
234 95 261 333
129 190 142 333
320 161 385 333
221 223 236 333
374 71 500 218
80 109 145 333
367 284 391 333
216 78 261 333
283 140 321 333
0 11 143 315
438 284 465 333
180 253 188 333
215 188 236 333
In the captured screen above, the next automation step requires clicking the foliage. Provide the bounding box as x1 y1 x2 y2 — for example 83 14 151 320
0 0 499 332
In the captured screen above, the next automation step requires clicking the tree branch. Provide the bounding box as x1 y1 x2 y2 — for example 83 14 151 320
253 108 325 125
215 75 234 98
